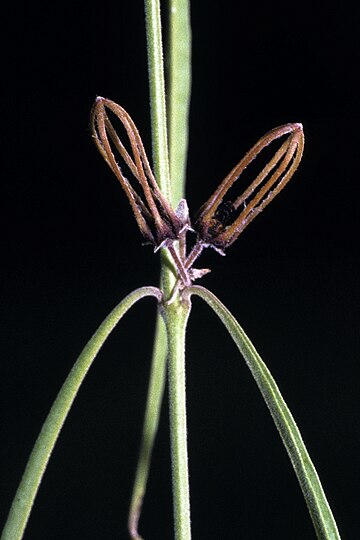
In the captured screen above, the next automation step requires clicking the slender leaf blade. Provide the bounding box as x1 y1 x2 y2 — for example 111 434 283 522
2 287 162 540
189 285 341 540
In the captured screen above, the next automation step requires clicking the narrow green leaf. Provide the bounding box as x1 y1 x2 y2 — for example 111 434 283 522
188 285 341 540
1 287 162 540
168 0 192 206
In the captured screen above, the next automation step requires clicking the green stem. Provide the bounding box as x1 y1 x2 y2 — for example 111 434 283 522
189 286 340 540
163 297 192 540
128 313 168 540
168 0 192 206
129 2 192 538
1 287 162 540
144 0 171 200
144 0 176 301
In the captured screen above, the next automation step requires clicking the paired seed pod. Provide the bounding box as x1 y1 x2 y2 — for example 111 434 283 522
91 97 304 269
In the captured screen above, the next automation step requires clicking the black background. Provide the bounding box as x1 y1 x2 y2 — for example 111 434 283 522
2 1 359 538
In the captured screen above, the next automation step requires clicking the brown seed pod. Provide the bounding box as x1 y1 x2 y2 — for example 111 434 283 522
91 97 184 248
195 123 304 251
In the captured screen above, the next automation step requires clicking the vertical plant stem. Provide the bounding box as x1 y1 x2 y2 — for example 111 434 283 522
164 298 192 540
128 314 168 539
142 2 193 539
1 287 162 540
144 0 171 200
130 5 178 538
144 0 175 299
166 14 193 532
168 0 192 206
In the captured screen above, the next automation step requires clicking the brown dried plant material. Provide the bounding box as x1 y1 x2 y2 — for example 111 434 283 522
91 97 185 248
195 123 304 253
91 99 304 291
